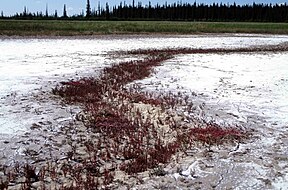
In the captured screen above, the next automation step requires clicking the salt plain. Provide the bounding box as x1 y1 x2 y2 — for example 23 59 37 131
0 34 288 189
136 49 288 189
1 34 287 134
139 52 288 126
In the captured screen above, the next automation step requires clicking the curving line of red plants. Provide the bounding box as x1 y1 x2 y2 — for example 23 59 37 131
51 48 247 186
1 47 250 189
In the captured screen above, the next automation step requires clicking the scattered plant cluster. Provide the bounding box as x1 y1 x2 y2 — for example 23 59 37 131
189 123 244 145
1 48 248 189
127 45 288 56
52 55 170 103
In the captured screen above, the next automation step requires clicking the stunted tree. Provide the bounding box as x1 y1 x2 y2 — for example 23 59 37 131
63 4 67 18
54 10 58 18
45 4 49 17
105 2 110 20
98 1 101 16
86 0 91 18
23 6 27 16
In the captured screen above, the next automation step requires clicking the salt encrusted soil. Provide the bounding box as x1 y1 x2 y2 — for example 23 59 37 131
0 34 288 189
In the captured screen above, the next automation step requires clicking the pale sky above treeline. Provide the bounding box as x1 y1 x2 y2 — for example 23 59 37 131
1 0 285 16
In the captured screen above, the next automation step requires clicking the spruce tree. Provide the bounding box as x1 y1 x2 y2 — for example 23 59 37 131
63 4 67 18
45 4 49 17
86 0 91 18
106 3 110 20
23 6 27 17
54 10 58 18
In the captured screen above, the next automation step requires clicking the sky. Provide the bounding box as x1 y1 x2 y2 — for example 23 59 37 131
0 0 286 16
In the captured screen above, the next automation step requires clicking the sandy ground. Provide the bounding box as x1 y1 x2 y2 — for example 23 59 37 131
0 34 288 189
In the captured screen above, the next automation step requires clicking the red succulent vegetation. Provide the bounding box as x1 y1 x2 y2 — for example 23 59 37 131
1 47 248 189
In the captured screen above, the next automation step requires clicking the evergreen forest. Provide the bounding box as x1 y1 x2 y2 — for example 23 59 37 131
1 1 288 22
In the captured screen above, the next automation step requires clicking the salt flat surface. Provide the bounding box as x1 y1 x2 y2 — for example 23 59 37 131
0 34 288 189
139 52 288 126
1 34 287 134
134 37 288 189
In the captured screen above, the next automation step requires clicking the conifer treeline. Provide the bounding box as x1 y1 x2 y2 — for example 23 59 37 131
108 2 288 22
1 1 288 22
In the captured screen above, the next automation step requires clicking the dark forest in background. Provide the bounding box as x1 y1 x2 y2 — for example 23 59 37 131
1 1 288 22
